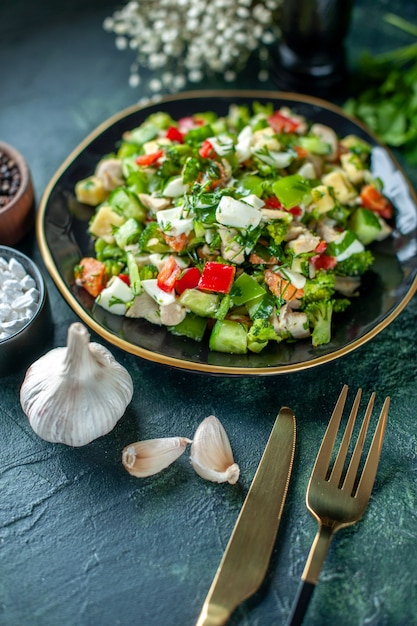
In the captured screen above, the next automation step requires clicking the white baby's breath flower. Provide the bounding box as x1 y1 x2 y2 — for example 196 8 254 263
104 0 282 97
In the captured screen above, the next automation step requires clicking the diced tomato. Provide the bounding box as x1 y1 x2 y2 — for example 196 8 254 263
264 196 302 217
360 184 394 219
178 116 204 133
268 111 300 134
135 150 164 167
175 267 201 294
310 254 337 271
264 196 284 209
315 241 327 254
199 139 215 159
75 257 107 297
294 145 309 159
157 257 182 293
289 206 303 218
118 273 131 286
163 232 189 252
165 126 184 143
264 270 304 301
198 262 236 294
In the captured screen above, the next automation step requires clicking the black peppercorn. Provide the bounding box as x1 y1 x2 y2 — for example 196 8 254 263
0 151 21 207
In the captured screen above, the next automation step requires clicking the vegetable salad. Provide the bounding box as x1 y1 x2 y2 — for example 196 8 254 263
74 102 393 354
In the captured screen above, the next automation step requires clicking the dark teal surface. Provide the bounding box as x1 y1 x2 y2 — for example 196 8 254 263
1 1 417 625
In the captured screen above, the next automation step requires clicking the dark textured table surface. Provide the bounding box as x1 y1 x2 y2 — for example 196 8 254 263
1 1 417 625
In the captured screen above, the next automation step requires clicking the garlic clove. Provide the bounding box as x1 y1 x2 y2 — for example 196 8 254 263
190 415 240 485
20 322 134 447
122 437 192 478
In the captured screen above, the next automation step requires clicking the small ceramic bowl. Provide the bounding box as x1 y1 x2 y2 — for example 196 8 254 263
0 245 52 377
0 141 35 246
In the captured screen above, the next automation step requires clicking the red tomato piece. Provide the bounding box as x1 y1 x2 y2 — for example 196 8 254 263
75 257 107 297
175 267 201 294
165 126 184 143
199 139 215 159
198 262 236 294
118 273 131 286
314 241 327 254
157 257 181 293
360 184 393 219
163 232 189 253
178 116 204 133
289 206 303 218
311 254 337 271
264 196 283 209
135 150 164 167
294 145 309 158
268 111 300 133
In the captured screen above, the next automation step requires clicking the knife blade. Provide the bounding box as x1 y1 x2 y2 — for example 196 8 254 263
195 406 296 626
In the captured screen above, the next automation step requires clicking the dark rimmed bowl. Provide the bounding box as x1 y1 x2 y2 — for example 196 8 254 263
36 90 417 376
0 142 35 246
0 246 52 377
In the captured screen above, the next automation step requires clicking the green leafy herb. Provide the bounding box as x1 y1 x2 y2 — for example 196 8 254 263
344 13 417 163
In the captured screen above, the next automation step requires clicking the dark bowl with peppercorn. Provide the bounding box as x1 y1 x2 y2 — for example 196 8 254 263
0 142 35 246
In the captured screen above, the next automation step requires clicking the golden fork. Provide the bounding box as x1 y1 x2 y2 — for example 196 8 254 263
287 385 390 626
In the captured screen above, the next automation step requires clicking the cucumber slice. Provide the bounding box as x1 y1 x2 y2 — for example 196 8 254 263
349 208 382 245
299 136 332 155
178 289 219 317
168 313 207 341
209 320 248 354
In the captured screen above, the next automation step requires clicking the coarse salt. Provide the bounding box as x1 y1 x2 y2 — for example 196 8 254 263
0 256 39 340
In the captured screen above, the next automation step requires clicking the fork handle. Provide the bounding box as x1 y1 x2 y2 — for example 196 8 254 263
286 524 334 626
286 581 316 626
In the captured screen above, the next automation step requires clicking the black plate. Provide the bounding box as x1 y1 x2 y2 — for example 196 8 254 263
36 90 417 375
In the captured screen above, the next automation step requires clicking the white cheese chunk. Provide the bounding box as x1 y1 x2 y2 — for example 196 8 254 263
142 279 176 305
156 206 194 236
208 134 234 156
254 150 294 169
278 268 307 290
242 194 265 209
336 238 365 261
235 126 253 162
216 195 262 230
148 253 188 271
96 276 133 316
163 176 188 197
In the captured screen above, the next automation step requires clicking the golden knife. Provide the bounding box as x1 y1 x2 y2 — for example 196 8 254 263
195 406 296 626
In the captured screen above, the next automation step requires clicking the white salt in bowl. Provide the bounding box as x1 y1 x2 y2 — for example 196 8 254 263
0 246 52 377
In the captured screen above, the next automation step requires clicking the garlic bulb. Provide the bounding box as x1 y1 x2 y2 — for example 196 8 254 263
122 437 191 477
20 322 133 446
190 415 240 484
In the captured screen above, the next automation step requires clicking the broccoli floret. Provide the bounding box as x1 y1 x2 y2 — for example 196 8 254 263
266 221 289 246
302 271 336 305
139 264 158 280
335 251 374 276
305 300 333 347
103 259 125 277
247 318 280 353
333 298 351 313
138 222 170 253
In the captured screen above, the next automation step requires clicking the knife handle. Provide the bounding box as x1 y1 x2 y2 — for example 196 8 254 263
286 580 316 626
